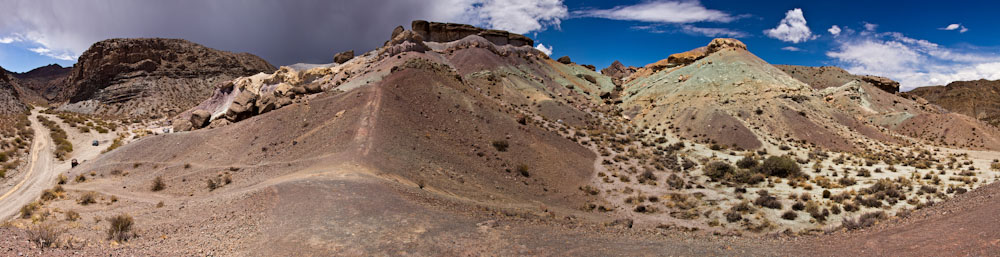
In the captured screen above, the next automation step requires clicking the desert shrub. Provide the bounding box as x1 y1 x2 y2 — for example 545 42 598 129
637 170 657 184
79 191 97 205
65 210 80 221
841 211 886 230
754 191 782 209
842 201 860 212
838 176 856 186
781 210 798 220
757 156 802 178
919 185 937 194
27 223 63 248
491 140 509 152
57 174 67 185
703 161 735 180
822 190 831 199
20 201 40 218
665 173 685 189
516 164 530 177
857 195 882 208
40 189 57 201
736 156 758 169
725 210 742 223
75 174 86 183
791 201 805 211
106 214 135 242
206 178 220 191
151 176 165 192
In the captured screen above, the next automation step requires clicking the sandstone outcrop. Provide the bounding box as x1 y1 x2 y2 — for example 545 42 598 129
189 109 211 129
860 75 900 93
557 56 572 64
706 38 747 54
666 46 707 66
600 61 637 81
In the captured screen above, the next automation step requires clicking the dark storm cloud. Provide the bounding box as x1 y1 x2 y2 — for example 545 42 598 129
0 0 471 66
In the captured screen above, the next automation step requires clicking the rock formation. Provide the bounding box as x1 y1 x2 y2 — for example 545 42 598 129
910 79 1000 127
411 20 533 47
60 38 276 118
860 75 900 93
557 56 572 64
666 46 707 66
600 61 637 83
0 67 27 114
8 63 71 103
334 50 354 64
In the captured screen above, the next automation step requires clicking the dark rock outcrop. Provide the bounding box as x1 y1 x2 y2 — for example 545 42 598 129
0 67 27 114
600 61 637 81
910 79 1000 127
860 75 900 93
411 20 533 47
556 56 572 64
61 38 276 118
333 50 354 64
9 64 71 103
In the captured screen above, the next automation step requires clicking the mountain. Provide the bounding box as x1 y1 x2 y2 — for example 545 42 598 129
908 79 1000 127
57 38 276 118
8 63 71 104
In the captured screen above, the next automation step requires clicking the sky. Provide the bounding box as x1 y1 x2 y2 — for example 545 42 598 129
1 0 999 91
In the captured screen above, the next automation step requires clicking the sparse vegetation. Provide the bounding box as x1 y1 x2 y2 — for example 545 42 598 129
79 191 97 205
106 214 135 242
491 140 509 152
151 176 165 191
758 156 802 178
842 211 887 230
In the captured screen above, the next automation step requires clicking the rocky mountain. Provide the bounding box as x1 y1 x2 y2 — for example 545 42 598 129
8 63 71 104
58 38 276 118
600 60 636 84
909 79 1000 127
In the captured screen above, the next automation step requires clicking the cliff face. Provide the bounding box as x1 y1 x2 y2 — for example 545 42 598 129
60 38 276 118
410 20 533 47
909 79 1000 127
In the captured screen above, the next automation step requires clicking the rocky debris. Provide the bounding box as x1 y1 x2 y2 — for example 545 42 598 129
706 38 747 54
60 38 275 118
600 61 637 81
381 29 429 56
667 46 707 66
582 64 596 71
190 109 211 129
333 50 354 64
860 75 900 93
557 56 572 64
411 20 533 47
225 89 259 122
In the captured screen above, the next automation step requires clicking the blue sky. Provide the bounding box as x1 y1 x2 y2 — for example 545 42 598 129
2 0 999 90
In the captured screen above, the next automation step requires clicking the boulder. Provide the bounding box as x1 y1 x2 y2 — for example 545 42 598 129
304 83 323 94
226 90 258 121
275 83 294 96
582 64 596 71
256 94 276 114
706 38 747 54
190 109 212 129
333 50 354 64
172 118 192 132
391 25 405 39
557 56 572 64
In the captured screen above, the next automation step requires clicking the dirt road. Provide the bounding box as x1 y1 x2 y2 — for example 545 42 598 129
0 108 55 219
0 108 116 220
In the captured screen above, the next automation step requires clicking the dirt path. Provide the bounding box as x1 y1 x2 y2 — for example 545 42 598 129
0 108 117 220
0 108 55 219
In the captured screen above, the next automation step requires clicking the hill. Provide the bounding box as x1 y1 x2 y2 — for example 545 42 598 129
909 79 1000 127
57 38 276 119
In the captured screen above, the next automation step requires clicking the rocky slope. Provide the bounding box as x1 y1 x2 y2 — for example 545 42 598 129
778 65 1000 150
58 38 276 118
8 63 71 104
0 67 27 115
909 79 1000 127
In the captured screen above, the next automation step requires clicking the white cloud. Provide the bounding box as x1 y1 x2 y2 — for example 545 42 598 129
863 22 878 31
781 46 801 52
828 25 841 36
764 8 816 43
465 0 567 34
534 43 553 56
827 30 1000 91
939 23 968 33
680 25 747 38
574 0 735 23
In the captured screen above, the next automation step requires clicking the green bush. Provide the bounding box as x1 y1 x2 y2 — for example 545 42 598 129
758 156 802 178
736 156 757 169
